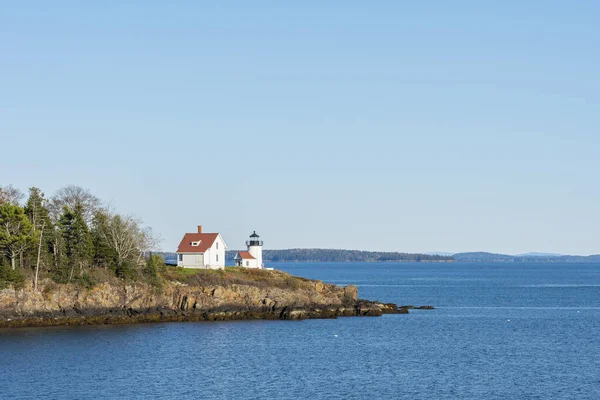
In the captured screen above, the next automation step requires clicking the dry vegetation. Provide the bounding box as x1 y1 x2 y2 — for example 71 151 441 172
160 266 315 290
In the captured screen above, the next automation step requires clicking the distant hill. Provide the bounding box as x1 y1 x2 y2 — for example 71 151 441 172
453 252 600 263
516 252 564 257
452 252 515 262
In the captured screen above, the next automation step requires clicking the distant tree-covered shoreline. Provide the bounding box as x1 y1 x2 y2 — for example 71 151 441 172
161 250 600 265
221 249 453 263
452 252 600 263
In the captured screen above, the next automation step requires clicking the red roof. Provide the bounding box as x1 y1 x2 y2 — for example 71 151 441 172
177 233 219 253
236 251 256 260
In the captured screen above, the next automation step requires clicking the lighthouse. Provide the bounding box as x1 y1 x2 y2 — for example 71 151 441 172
234 231 264 268
246 231 263 268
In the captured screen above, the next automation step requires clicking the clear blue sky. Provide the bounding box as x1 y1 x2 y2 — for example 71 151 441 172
1 1 599 255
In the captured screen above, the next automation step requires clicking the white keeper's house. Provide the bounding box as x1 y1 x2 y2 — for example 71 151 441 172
176 226 227 269
234 231 264 269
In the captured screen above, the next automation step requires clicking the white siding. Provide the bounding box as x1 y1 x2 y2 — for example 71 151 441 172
244 258 260 268
178 253 204 268
202 234 227 269
248 245 263 268
235 254 261 268
204 248 212 266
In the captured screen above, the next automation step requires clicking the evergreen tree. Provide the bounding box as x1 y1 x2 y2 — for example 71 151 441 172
58 206 93 281
24 188 52 230
49 229 68 282
90 210 117 271
0 204 34 270
143 254 164 287
143 254 163 277
24 187 54 289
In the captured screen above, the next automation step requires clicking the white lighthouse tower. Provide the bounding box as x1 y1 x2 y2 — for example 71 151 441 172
234 231 264 268
247 231 263 268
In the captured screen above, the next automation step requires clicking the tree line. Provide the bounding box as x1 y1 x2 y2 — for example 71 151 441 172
452 252 600 263
0 185 162 290
223 249 454 263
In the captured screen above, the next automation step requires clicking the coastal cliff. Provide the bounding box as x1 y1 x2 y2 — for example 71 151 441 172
0 268 405 328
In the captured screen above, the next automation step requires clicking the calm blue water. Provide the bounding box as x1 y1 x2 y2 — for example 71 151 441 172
1 262 600 399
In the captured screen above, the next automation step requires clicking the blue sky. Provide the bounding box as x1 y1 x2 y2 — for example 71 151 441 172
1 1 599 255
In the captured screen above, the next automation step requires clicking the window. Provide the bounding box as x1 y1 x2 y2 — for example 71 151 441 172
246 261 249 267
178 254 183 262
216 242 219 249
216 254 219 262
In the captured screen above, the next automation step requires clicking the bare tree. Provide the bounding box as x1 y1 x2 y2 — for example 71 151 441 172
25 190 49 290
97 208 162 270
0 185 24 206
49 185 100 224
99 211 143 268
137 226 163 264
34 220 46 291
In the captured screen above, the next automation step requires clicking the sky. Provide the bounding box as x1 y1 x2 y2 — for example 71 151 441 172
1 1 599 255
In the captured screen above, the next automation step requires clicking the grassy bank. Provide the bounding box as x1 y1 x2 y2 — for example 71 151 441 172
160 266 315 290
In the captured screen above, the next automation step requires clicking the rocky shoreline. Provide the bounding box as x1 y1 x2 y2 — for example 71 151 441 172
0 270 429 329
0 301 409 328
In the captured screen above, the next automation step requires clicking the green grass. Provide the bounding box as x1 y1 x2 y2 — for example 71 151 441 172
160 266 205 281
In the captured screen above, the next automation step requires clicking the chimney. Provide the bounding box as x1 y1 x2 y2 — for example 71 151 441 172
197 225 202 233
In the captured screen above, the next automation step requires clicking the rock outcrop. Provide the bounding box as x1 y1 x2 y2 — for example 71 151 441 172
0 271 409 328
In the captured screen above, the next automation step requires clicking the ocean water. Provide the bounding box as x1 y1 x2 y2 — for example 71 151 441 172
1 262 599 399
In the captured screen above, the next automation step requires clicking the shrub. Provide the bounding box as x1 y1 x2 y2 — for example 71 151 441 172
115 261 137 280
51 264 71 284
0 264 26 290
74 273 95 289
143 254 164 288
284 276 301 290
143 255 163 278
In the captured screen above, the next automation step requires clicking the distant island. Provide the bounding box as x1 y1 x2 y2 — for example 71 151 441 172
158 250 600 264
453 252 600 263
253 250 600 264
250 249 454 262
